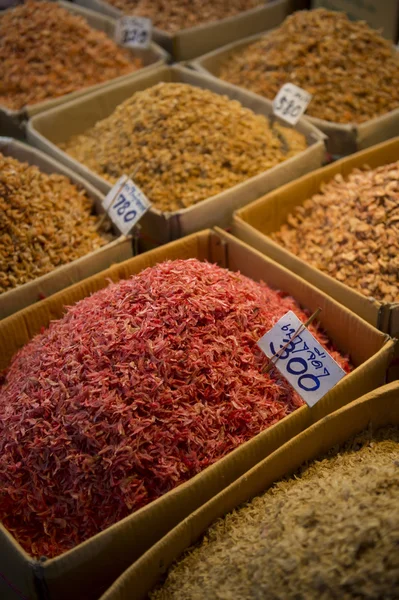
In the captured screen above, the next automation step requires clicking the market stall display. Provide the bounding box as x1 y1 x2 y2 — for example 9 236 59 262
98 381 399 600
75 0 291 61
0 153 110 293
218 9 399 125
0 0 167 129
28 65 326 246
0 1 140 111
233 137 399 338
1 1 399 599
106 0 265 31
193 9 399 154
151 426 399 599
0 258 350 558
61 82 307 212
0 137 133 319
272 161 399 304
0 229 392 600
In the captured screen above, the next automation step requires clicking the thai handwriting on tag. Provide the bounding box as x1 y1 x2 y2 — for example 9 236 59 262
103 175 151 236
115 16 152 49
273 83 312 126
257 310 346 408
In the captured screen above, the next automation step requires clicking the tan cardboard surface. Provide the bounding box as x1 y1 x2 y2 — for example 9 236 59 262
233 137 399 338
312 0 399 42
0 229 394 600
191 30 399 156
0 527 34 600
0 137 133 320
99 381 399 600
0 1 167 128
75 0 292 61
27 64 326 246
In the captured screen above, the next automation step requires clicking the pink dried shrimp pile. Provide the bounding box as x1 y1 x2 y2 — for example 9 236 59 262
0 260 350 558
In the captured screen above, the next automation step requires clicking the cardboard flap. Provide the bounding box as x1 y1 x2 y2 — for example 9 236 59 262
0 525 36 600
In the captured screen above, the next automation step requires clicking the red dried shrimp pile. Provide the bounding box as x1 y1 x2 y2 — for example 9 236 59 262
0 260 350 558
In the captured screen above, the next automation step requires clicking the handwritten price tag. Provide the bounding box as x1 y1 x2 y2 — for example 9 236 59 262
273 83 312 126
257 310 345 407
103 175 151 236
115 16 152 49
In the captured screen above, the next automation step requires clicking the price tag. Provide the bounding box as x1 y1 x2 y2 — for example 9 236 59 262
273 83 312 126
115 16 152 49
257 310 346 407
103 175 151 236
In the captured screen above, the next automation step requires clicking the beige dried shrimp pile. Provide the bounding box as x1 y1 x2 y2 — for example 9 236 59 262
0 1 141 110
273 161 399 303
152 426 399 599
0 153 110 293
62 82 307 212
106 0 264 33
218 9 399 124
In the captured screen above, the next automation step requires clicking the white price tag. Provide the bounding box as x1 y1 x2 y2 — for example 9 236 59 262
115 16 152 49
103 175 151 236
257 310 346 407
273 83 312 126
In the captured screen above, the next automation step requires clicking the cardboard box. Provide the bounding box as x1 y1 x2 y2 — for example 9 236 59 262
98 380 399 600
74 0 292 61
27 64 326 247
0 1 168 134
191 30 399 156
0 228 394 600
233 137 399 340
311 0 399 42
0 137 133 319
